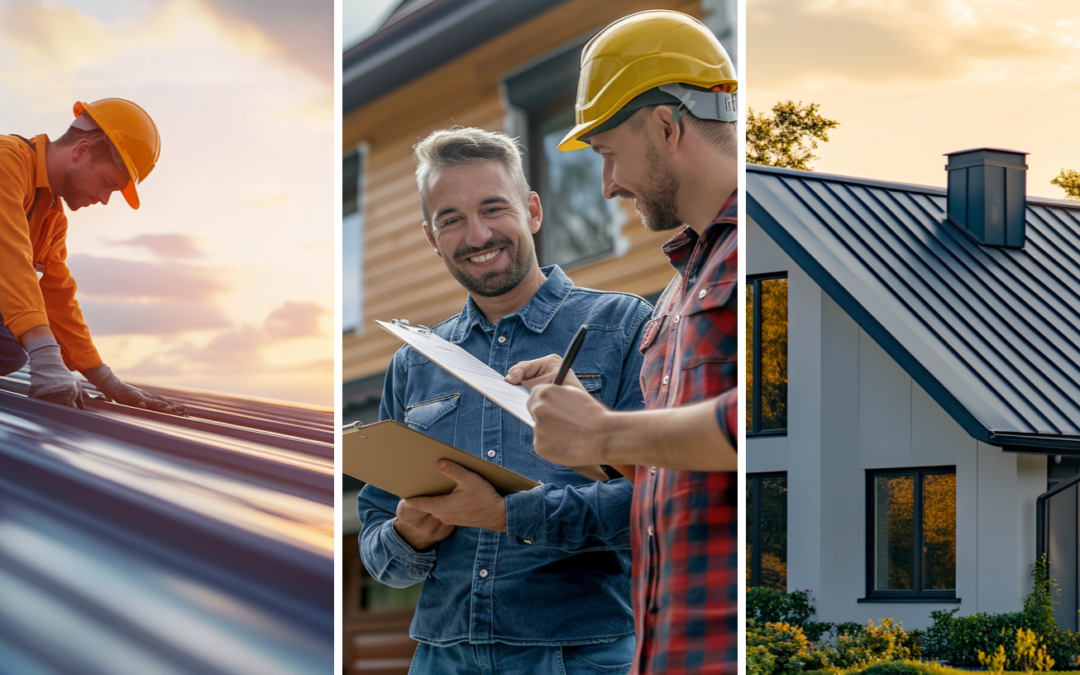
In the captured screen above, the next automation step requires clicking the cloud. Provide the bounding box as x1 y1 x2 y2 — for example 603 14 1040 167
263 301 323 339
113 234 203 259
79 298 230 335
67 254 229 300
199 0 333 82
749 0 1076 87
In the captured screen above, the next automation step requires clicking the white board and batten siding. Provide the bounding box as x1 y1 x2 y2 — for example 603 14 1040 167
747 216 1046 630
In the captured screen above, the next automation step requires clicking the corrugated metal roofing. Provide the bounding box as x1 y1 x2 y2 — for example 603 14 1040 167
747 163 1080 451
0 370 333 674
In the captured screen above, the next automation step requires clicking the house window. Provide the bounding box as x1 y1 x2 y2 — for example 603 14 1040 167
747 274 788 434
503 38 627 269
867 468 956 599
343 144 368 334
747 473 787 589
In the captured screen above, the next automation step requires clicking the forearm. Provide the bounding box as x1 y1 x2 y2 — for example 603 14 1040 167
597 398 736 471
505 478 633 550
19 325 52 344
359 519 436 588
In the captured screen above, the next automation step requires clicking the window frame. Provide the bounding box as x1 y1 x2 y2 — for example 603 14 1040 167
342 141 369 335
863 466 958 602
747 472 787 590
501 33 626 270
747 273 788 437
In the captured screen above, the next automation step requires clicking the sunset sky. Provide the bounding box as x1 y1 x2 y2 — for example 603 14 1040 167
748 0 1080 199
0 0 334 406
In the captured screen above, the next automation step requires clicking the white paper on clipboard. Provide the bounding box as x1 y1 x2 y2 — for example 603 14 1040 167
377 319 535 427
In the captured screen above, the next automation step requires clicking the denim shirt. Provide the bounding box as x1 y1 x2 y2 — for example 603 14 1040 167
358 266 652 646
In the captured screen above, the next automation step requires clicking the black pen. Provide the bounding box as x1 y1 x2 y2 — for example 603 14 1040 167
554 325 588 385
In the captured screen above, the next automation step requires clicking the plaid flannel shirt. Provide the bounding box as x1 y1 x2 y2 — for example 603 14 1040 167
630 192 738 675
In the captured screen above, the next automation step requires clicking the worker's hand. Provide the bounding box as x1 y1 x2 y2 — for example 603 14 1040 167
527 383 618 469
26 336 85 409
393 498 455 552
82 364 188 416
505 354 587 393
404 460 508 533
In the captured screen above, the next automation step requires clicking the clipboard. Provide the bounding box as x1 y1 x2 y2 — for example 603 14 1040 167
343 420 542 499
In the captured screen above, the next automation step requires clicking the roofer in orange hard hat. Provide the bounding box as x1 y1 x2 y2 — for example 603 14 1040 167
505 11 739 674
0 98 186 415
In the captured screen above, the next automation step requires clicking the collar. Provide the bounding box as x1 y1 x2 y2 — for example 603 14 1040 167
449 265 574 344
661 190 738 276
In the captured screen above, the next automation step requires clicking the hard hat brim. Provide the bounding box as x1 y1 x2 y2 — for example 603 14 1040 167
74 101 141 210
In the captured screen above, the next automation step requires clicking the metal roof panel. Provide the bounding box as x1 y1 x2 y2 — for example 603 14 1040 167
748 163 1080 449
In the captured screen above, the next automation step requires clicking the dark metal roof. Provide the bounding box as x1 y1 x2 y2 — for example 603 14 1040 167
342 0 567 112
0 371 332 674
747 163 1080 452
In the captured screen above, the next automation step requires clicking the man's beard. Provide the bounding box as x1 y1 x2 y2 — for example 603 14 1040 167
618 139 684 232
447 235 535 298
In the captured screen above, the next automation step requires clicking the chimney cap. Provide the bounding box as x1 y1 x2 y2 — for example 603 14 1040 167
944 147 1029 157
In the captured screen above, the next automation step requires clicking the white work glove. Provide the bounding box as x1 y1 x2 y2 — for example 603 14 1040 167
26 336 85 409
82 363 188 416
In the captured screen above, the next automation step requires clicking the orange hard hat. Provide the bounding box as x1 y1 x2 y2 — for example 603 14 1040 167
73 98 160 209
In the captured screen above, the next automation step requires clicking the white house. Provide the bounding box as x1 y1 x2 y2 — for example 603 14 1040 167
745 151 1080 631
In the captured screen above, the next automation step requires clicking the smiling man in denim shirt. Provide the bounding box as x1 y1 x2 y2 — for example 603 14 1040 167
357 126 653 675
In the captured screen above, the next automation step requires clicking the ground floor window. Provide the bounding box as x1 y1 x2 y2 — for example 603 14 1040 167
867 467 956 599
748 473 787 589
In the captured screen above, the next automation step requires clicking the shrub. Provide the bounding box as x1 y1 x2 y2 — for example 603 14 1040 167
749 587 817 626
825 619 921 669
747 620 814 675
922 557 1080 669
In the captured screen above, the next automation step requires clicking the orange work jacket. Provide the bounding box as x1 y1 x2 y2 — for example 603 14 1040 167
0 133 102 371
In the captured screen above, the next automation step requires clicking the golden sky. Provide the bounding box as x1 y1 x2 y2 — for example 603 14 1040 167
748 0 1080 198
0 0 334 406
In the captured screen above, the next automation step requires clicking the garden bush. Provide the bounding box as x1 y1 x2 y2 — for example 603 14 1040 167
747 619 815 675
922 557 1080 669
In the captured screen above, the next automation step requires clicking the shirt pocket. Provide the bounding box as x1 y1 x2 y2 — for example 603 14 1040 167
404 393 460 446
520 376 602 474
679 279 736 370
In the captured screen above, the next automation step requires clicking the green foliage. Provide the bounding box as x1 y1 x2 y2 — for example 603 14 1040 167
819 619 921 670
747 620 814 675
746 101 839 171
923 557 1080 668
748 587 816 626
1051 169 1080 201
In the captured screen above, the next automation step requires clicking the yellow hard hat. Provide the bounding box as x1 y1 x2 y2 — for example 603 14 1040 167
73 98 160 209
559 10 738 151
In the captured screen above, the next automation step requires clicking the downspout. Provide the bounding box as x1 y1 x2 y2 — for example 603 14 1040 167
1036 470 1080 560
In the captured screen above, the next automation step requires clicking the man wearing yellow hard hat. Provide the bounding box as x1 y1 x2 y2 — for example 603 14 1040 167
508 11 738 674
0 98 186 415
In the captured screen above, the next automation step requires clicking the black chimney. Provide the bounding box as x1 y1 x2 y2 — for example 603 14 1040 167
944 148 1028 248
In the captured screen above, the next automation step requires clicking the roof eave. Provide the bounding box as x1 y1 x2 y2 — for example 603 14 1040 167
343 0 567 113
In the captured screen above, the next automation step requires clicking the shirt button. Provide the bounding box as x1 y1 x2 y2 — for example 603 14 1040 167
673 315 680 324
699 289 708 299
479 569 489 578
647 525 655 537
650 466 657 475
497 336 507 344
662 375 669 385
487 450 496 458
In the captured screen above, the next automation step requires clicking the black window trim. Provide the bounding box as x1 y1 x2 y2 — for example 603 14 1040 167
748 471 787 590
747 272 788 437
863 465 958 602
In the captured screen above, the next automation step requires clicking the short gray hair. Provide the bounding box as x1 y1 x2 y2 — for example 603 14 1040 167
413 126 530 223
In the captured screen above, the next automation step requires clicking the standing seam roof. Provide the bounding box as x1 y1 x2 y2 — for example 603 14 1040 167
747 163 1080 450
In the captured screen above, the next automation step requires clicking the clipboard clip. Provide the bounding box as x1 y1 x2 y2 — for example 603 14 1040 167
392 318 433 334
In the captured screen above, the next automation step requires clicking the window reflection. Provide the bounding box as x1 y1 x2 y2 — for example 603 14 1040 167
535 107 625 268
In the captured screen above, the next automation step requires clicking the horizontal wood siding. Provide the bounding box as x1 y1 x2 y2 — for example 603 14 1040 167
344 0 702 384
